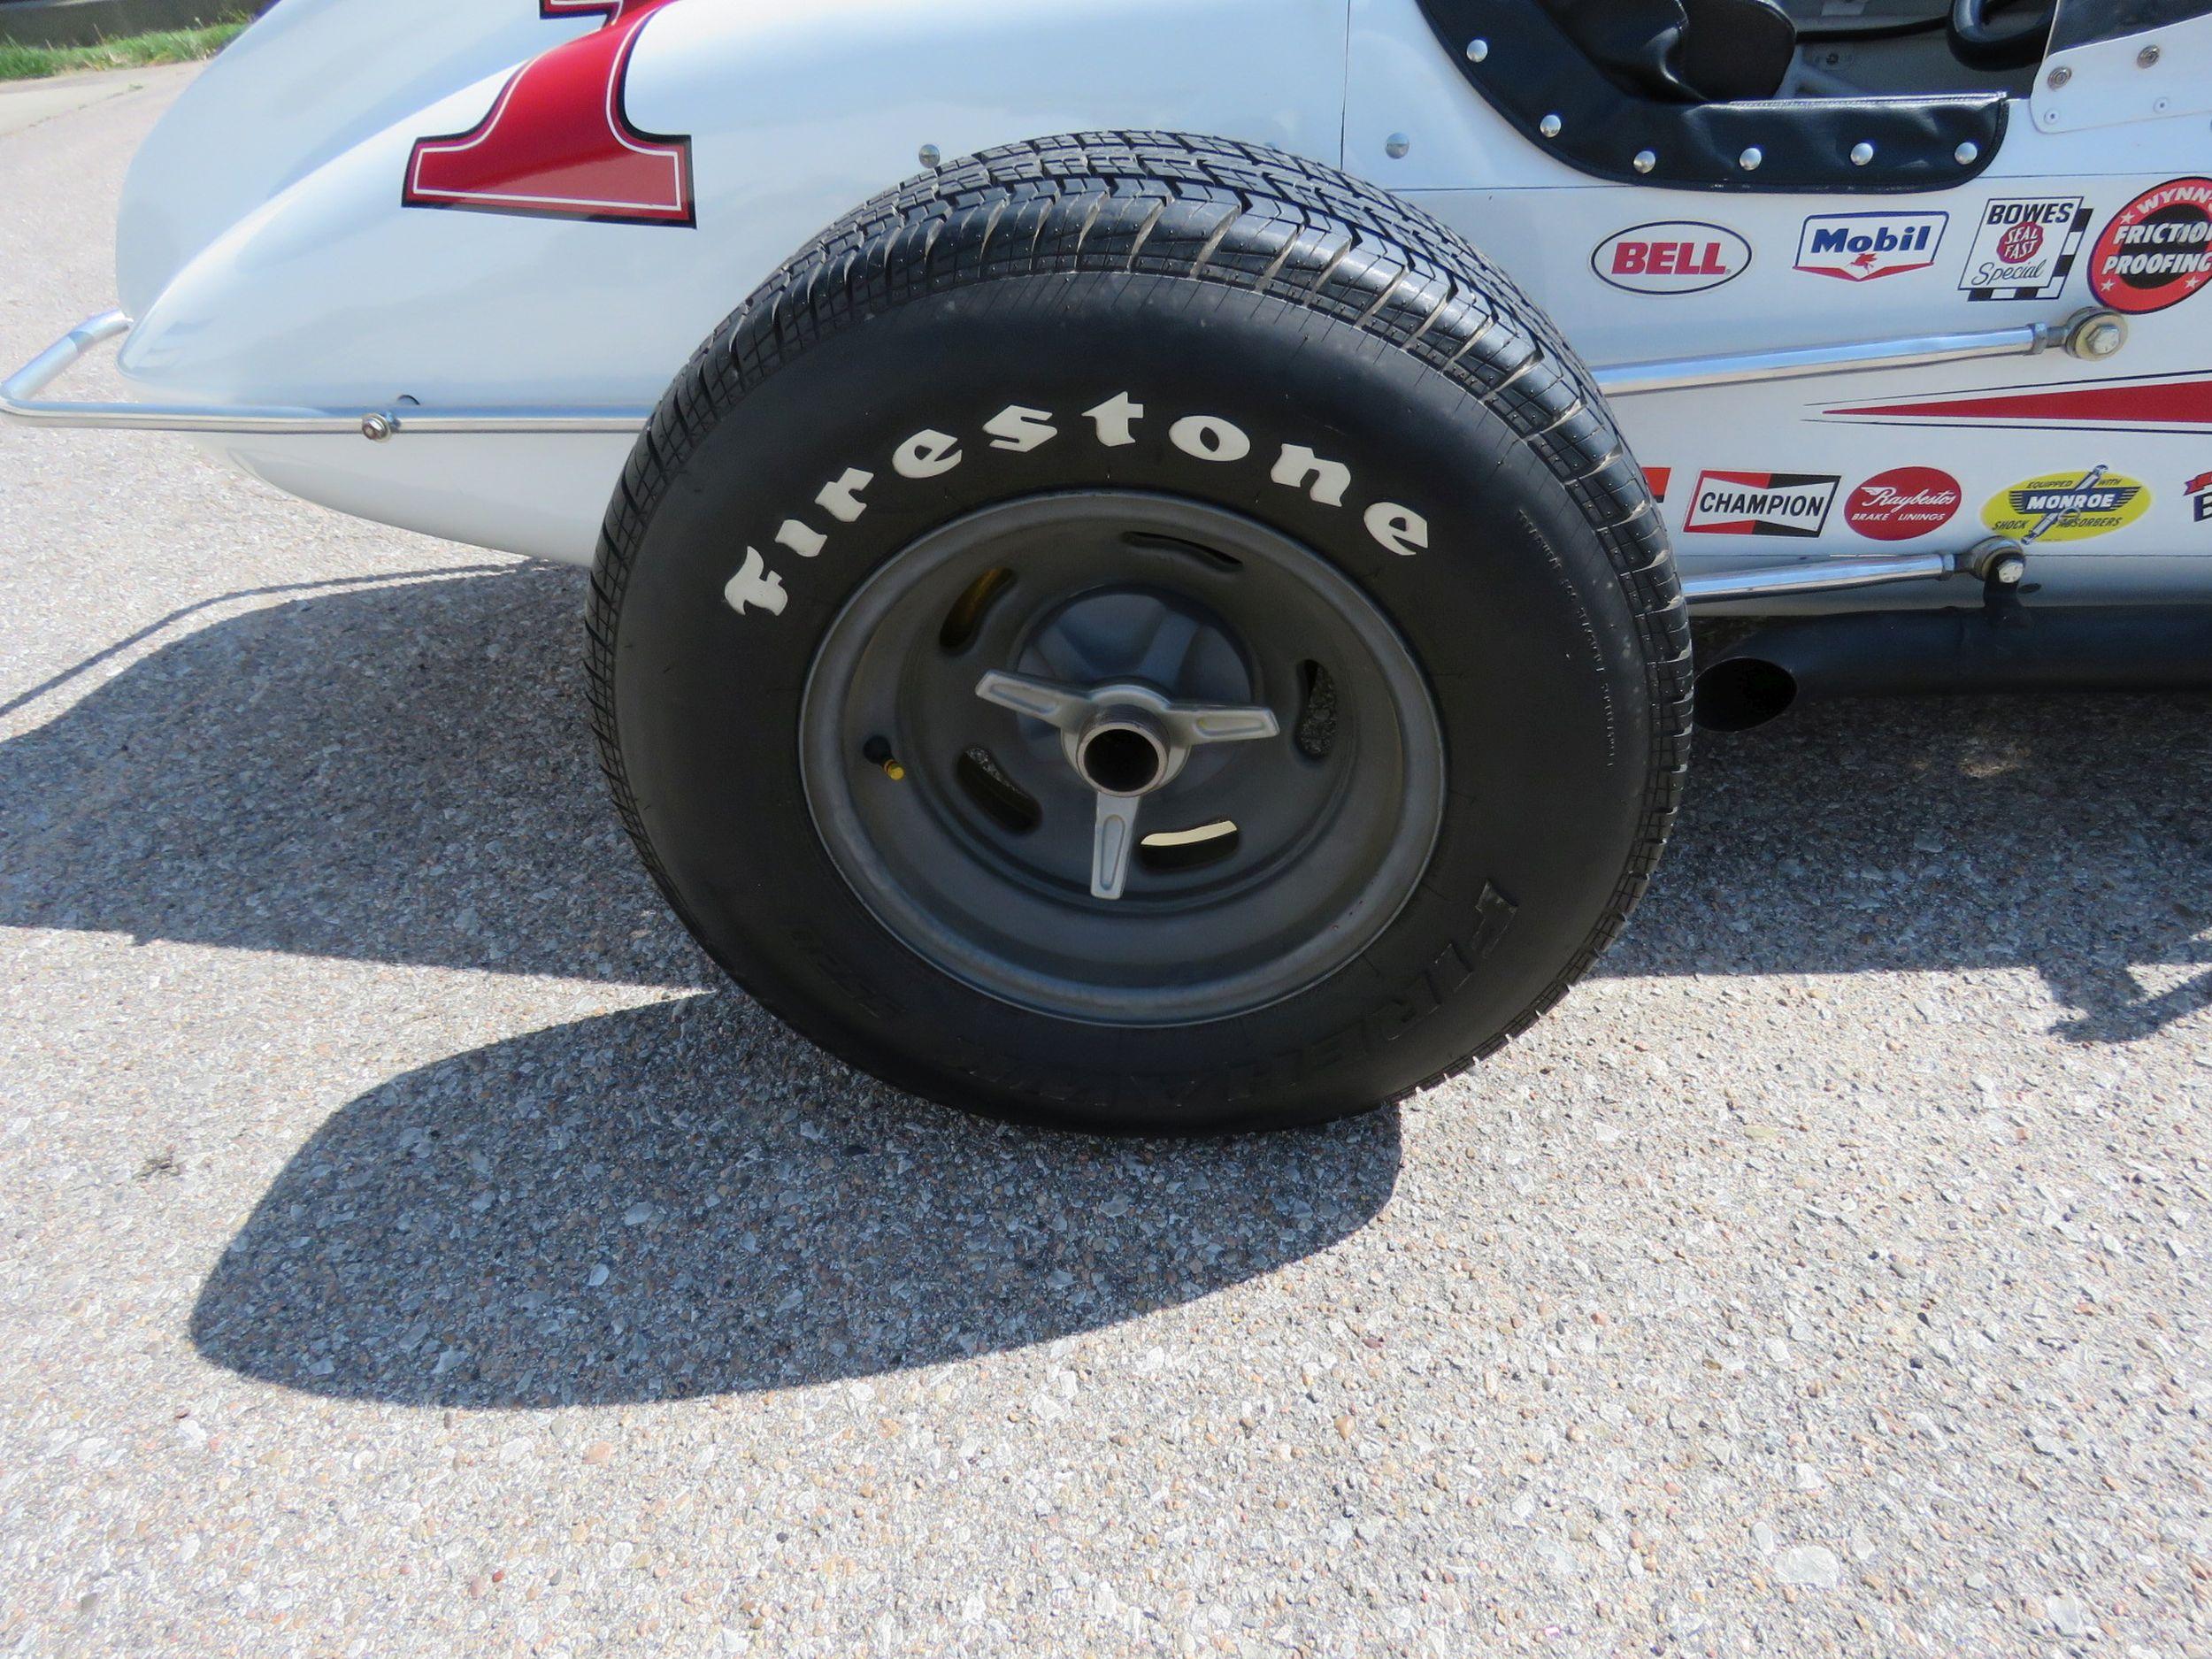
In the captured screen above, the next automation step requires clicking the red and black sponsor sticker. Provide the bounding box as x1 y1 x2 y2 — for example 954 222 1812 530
2189 471 2212 524
1645 466 1672 501
1683 471 1839 538
1843 466 1962 541
2090 179 2212 315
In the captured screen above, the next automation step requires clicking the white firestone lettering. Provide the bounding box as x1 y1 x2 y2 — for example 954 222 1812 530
729 396 1442 618
1364 502 1429 557
815 468 874 524
723 548 787 616
1084 393 1145 448
893 429 964 479
774 519 826 559
982 405 1059 453
1271 444 1353 507
1170 416 1252 463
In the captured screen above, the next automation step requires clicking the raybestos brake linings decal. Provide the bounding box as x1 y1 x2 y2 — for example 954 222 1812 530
1842 468 1962 541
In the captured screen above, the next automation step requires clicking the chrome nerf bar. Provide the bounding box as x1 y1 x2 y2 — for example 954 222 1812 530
1595 307 2125 398
4 307 2129 439
0 311 653 439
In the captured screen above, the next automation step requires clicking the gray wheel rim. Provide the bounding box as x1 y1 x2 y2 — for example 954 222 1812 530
798 492 1446 1026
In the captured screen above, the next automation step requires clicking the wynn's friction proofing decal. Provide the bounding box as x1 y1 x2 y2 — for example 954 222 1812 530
1794 212 1947 282
405 0 695 227
1980 471 2152 543
1843 468 1962 541
2090 180 2212 315
1816 372 2212 435
1683 472 1839 539
1591 223 1750 295
1958 197 2089 301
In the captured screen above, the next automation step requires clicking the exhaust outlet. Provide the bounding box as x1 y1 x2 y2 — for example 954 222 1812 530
1695 605 2212 732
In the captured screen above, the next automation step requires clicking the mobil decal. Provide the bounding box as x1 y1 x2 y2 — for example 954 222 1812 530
1980 468 2151 543
1817 371 2212 435
1958 196 2090 300
2189 472 2212 524
1843 467 1962 541
1684 471 1839 538
2090 179 2212 315
1794 212 1947 281
1592 222 1750 295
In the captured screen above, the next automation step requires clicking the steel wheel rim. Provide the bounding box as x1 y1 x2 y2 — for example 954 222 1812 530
798 492 1446 1026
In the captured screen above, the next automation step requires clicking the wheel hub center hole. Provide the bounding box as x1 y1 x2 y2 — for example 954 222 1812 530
1078 722 1167 796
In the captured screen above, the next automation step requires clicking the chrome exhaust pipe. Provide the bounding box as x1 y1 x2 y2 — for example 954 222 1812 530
1694 605 2212 733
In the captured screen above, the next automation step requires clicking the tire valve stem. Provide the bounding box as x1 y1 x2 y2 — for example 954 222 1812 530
863 736 907 782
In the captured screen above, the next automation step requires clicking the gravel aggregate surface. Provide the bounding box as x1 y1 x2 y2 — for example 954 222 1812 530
3 68 2209 1659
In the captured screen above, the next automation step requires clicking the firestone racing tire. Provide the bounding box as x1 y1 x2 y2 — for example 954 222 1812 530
587 133 1692 1134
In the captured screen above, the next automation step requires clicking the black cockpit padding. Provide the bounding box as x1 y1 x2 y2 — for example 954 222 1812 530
1678 0 1799 101
1540 0 1796 104
1418 0 2006 192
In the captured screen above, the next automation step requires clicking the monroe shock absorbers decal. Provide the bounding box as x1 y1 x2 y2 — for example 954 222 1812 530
405 0 695 227
2090 179 2212 315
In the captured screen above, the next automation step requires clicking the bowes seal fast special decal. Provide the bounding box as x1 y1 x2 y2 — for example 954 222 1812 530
1981 470 2151 544
1592 223 1750 296
1794 213 1947 282
2090 179 2212 316
1843 468 1962 541
405 0 695 227
1683 472 1839 539
1958 197 2089 301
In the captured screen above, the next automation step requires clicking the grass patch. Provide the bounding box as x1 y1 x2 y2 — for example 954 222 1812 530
0 20 246 81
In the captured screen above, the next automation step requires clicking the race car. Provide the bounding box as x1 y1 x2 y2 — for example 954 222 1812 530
7 0 2209 1131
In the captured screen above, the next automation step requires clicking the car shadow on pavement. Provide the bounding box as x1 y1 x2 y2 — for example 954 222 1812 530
188 993 1402 1405
0 560 710 988
4 562 2205 1402
1605 686 2212 1045
3 561 2202 1035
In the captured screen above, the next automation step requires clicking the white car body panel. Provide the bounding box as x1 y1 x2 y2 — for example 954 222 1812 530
90 0 2212 595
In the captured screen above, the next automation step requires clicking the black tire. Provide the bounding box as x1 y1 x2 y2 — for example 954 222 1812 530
588 132 1692 1134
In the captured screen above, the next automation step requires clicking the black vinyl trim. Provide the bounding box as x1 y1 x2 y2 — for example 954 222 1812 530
1416 0 2007 193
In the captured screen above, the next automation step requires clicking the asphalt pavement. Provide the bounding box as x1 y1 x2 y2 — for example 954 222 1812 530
2 65 2208 1659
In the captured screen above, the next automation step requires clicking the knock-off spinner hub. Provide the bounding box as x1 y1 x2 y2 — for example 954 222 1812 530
972 672 1280 899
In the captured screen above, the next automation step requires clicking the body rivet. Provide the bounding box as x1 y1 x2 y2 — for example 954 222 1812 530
1955 141 1980 165
2047 65 2071 88
1466 37 1488 62
1739 146 1763 171
1632 149 1657 173
1386 133 1411 159
1850 141 1875 165
2138 43 2162 67
918 143 942 167
1539 112 1563 138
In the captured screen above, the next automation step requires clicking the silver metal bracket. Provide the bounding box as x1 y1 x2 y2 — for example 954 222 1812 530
1682 535 2027 607
3 305 2134 442
1 311 652 438
1597 307 2125 399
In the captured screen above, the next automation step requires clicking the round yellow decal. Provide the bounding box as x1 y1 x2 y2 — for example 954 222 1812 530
1981 471 2152 542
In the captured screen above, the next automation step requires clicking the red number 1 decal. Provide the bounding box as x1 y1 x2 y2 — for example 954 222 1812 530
405 0 694 227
